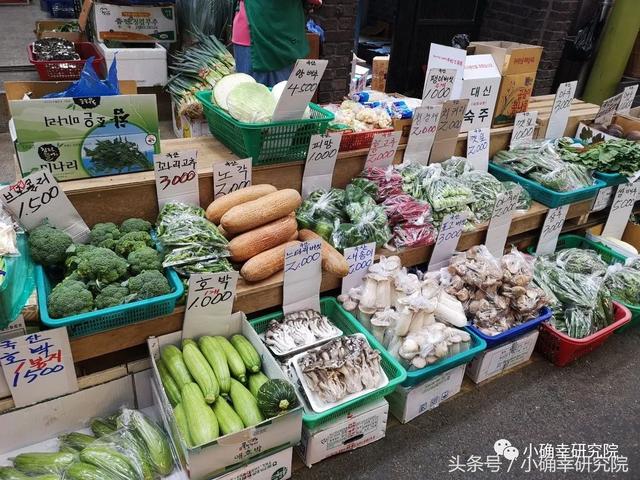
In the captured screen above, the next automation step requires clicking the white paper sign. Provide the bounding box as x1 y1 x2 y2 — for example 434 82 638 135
404 105 442 164
0 170 89 243
428 212 467 272
617 85 638 115
602 183 639 239
273 59 328 121
536 205 570 255
302 133 342 198
283 240 322 315
460 55 501 132
466 128 490 172
425 43 466 99
0 316 26 342
545 81 577 139
365 131 402 169
341 242 375 295
421 68 456 106
0 328 78 408
594 93 623 125
430 99 469 163
591 186 614 212
154 150 199 208
183 272 238 339
510 111 538 148
213 158 252 199
485 189 520 257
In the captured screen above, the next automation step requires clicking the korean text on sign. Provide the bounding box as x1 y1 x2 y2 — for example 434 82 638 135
283 240 322 315
365 131 402 169
154 150 199 208
213 158 252 199
273 59 328 121
183 272 239 339
342 242 375 295
302 133 342 197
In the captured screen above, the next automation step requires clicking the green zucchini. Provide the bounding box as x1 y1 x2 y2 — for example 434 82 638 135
0 467 60 480
124 409 173 476
58 432 95 452
173 403 192 448
230 335 261 373
64 462 114 480
212 397 245 435
257 379 299 418
160 345 192 389
89 417 116 437
181 383 219 447
247 372 269 398
182 339 219 403
118 429 154 480
229 378 264 427
80 445 142 480
12 453 75 476
199 336 231 393
213 336 246 383
157 358 181 407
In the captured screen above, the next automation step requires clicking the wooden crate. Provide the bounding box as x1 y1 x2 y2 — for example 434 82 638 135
530 96 601 138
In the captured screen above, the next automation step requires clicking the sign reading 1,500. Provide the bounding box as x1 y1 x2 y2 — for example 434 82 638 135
19 185 59 218
188 288 233 310
159 170 196 190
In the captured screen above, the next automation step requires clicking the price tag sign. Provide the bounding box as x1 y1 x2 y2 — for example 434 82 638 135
0 315 26 342
485 189 520 257
591 186 614 212
545 81 577 139
341 242 375 295
602 183 640 239
421 68 456 106
425 43 466 99
273 59 328 121
617 85 639 115
213 158 252 199
183 272 239 339
466 127 490 172
594 93 623 125
0 328 78 408
510 111 538 148
283 240 322 315
428 212 467 272
536 205 570 255
430 99 469 163
154 150 199 208
301 133 342 198
404 105 442 164
365 131 402 169
0 170 89 243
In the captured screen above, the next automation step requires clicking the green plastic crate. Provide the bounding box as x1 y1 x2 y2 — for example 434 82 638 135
249 297 407 429
196 90 334 166
0 233 35 328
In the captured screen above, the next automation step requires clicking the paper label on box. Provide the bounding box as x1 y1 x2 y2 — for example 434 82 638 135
421 68 456 106
283 240 322 315
0 170 89 243
94 4 177 42
154 150 199 208
510 111 537 147
0 328 78 408
428 212 467 271
536 205 569 255
404 105 442 164
469 331 538 382
0 315 26 341
545 81 577 139
460 55 501 132
591 186 614 212
341 243 375 295
466 127 490 172
617 85 638 115
365 131 402 169
216 448 292 480
273 59 328 121
485 188 520 257
302 133 342 198
213 158 252 199
602 183 640 239
425 44 466 99
594 93 623 125
430 99 469 163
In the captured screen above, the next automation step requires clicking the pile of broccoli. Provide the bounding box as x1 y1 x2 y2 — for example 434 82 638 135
29 218 170 319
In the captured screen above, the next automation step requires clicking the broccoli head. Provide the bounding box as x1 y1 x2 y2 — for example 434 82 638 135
76 247 128 284
128 270 171 300
128 247 163 275
120 218 152 234
95 284 130 309
115 231 153 257
90 222 121 249
48 279 94 318
65 243 97 272
29 224 73 267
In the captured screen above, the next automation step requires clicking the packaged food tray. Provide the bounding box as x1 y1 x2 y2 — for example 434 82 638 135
467 306 553 349
28 42 106 81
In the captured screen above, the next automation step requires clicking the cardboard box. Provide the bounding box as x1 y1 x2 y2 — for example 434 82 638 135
147 312 303 480
460 55 501 132
466 330 538 384
387 364 465 423
613 113 640 135
296 398 388 467
35 20 85 43
94 2 177 43
623 222 640 251
371 56 390 92
171 100 212 139
575 122 618 143
216 448 293 480
97 42 167 87
470 41 543 127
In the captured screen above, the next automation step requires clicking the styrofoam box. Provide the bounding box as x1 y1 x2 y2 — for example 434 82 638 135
387 364 466 423
466 330 539 384
296 398 388 467
97 42 167 87
216 448 292 480
148 312 303 480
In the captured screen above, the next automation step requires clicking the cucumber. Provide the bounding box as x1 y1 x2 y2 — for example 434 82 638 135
173 403 192 448
213 336 246 383
230 335 261 373
12 453 75 476
160 345 192 389
247 372 269 398
181 383 219 447
124 409 173 476
58 432 95 452
90 417 116 437
118 429 154 480
80 446 142 480
199 336 231 393
182 339 219 403
0 468 60 480
229 378 264 427
65 462 114 480
157 358 181 407
212 397 245 435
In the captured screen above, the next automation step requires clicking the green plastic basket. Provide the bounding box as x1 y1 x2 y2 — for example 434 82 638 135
0 234 35 328
196 90 334 166
249 297 407 429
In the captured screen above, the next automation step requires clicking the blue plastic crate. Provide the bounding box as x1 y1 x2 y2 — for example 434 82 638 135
0 234 35 328
593 172 628 187
46 0 76 18
467 306 553 349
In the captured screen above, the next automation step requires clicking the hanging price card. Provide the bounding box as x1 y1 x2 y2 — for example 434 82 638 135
404 105 442 165
0 315 26 342
154 150 199 208
0 328 78 408
602 183 640 239
466 127 490 172
0 170 89 243
594 93 623 125
302 133 342 198
430 98 469 163
283 240 322 315
545 81 577 139
341 242 375 295
425 43 466 99
428 212 467 272
617 85 638 115
365 131 402 169
183 272 239 339
273 59 328 121
485 188 520 257
510 111 538 148
213 158 252 199
536 205 569 255
421 68 456 106
591 186 614 212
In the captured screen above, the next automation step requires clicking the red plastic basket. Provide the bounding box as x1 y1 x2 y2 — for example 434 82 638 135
339 127 394 152
28 42 106 81
536 302 631 367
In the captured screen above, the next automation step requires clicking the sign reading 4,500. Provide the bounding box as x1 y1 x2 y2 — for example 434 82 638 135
159 170 196 191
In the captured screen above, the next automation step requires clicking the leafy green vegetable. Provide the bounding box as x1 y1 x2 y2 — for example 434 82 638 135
85 137 151 174
567 139 640 177
554 248 608 276
460 171 504 224
605 264 640 305
227 83 276 123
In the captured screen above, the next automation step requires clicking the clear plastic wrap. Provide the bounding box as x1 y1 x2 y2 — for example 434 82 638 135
441 156 473 177
423 174 474 212
296 188 347 240
460 171 505 224
360 167 404 201
604 263 640 306
332 202 392 249
554 248 608 276
0 207 19 256
502 181 531 211
382 194 432 226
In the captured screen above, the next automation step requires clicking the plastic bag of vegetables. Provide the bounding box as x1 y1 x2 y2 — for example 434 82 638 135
604 263 640 305
360 166 404 201
502 181 531 211
296 189 346 241
423 173 474 212
553 248 608 276
441 156 473 177
332 201 392 249
460 171 505 224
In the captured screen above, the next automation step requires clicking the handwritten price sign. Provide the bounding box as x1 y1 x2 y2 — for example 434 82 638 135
510 111 538 148
302 133 342 197
591 186 614 212
273 59 328 121
536 205 570 255
342 242 375 295
154 150 199 208
617 85 638 115
422 68 456 106
283 240 322 315
404 105 442 165
545 81 577 139
466 127 490 171
213 158 252 199
594 93 623 126
183 272 239 339
602 183 640 239
428 212 467 271
485 189 520 257
365 131 402 169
